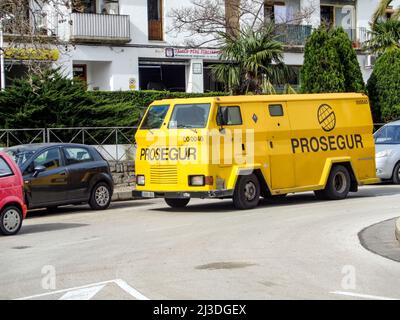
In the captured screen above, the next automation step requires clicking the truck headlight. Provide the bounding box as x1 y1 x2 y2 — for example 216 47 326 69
136 175 145 186
189 175 205 186
376 150 393 158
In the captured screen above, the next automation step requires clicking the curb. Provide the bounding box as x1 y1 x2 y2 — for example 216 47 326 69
396 218 400 243
112 190 134 202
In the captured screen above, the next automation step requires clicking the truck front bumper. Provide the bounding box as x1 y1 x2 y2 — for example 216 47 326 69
132 189 233 199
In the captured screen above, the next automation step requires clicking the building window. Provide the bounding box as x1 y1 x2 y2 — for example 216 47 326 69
203 63 225 92
264 1 294 24
73 0 96 14
148 0 163 40
320 5 355 40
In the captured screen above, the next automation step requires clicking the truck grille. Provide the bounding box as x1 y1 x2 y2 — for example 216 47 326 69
150 165 178 184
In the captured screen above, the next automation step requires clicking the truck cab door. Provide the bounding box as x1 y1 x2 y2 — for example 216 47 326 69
265 103 296 190
215 105 246 167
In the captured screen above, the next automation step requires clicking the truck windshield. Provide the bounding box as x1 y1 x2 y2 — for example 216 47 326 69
140 105 169 130
374 125 400 144
168 103 211 129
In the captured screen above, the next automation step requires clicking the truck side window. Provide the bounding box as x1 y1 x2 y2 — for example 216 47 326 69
269 104 284 117
217 106 242 126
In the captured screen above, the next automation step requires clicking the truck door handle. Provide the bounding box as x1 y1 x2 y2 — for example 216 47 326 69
269 141 274 148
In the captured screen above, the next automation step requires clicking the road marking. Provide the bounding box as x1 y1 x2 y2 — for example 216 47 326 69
330 291 398 300
59 285 105 300
114 279 149 300
15 279 149 300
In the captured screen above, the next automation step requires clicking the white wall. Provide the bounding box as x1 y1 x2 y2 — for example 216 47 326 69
58 0 399 92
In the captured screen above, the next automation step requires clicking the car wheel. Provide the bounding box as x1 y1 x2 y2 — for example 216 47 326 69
89 182 112 210
233 174 260 210
164 198 190 208
392 162 400 184
314 165 350 200
0 206 23 236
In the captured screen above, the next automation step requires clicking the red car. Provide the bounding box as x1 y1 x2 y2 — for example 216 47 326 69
0 151 27 235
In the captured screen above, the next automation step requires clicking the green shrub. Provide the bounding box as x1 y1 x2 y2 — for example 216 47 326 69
367 48 400 122
301 27 365 93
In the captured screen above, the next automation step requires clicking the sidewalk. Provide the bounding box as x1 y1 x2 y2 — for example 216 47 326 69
396 218 400 243
359 217 400 262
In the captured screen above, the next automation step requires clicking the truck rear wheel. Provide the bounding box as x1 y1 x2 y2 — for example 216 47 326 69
165 198 190 208
233 174 260 210
314 165 351 200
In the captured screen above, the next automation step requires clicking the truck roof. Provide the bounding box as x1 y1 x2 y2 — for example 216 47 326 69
152 93 368 105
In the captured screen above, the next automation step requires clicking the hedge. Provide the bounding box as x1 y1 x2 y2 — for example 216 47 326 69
0 70 227 129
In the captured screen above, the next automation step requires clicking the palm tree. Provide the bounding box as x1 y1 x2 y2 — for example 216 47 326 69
211 24 288 95
367 0 400 54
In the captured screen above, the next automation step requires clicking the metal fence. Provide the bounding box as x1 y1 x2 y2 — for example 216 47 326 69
0 127 138 162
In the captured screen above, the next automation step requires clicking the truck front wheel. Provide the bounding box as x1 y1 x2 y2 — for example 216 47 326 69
233 174 260 210
165 198 190 208
314 165 351 200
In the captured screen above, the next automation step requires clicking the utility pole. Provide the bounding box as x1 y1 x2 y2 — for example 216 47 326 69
0 18 5 91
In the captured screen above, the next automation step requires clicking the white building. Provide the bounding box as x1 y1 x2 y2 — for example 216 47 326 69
3 0 400 92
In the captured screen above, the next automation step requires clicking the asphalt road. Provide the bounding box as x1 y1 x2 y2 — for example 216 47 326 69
1 185 400 300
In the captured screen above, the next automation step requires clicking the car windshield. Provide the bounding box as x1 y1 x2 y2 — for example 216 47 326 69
6 150 35 167
140 105 169 130
168 103 211 129
374 125 400 144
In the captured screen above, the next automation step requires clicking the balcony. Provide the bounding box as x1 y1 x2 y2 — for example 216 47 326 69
274 24 313 46
70 13 131 44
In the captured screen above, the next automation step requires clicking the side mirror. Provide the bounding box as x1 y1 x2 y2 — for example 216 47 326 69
33 165 46 178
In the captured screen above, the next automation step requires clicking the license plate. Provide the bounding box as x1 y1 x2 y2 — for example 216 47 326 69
142 191 155 198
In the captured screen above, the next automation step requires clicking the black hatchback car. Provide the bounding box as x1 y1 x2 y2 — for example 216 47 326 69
5 143 114 211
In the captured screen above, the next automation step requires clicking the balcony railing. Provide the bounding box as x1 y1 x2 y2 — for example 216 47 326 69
70 13 131 44
274 24 313 46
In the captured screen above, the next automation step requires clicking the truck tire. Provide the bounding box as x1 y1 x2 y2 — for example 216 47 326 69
165 198 190 208
0 206 23 236
233 174 260 210
392 162 400 184
314 165 351 200
89 182 112 210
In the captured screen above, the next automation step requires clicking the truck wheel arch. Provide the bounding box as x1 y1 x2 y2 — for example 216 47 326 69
321 160 358 192
229 166 271 198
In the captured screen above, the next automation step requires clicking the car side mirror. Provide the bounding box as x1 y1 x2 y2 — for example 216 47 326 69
217 108 227 133
33 165 46 178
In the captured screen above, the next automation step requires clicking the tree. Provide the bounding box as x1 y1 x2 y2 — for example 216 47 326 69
168 0 316 46
211 24 287 94
0 0 71 75
300 26 365 94
366 0 400 54
367 48 400 122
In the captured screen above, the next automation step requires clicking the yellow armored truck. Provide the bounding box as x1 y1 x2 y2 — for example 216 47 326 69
133 93 378 209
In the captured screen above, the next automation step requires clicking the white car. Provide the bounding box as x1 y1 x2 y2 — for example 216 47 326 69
375 120 400 184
